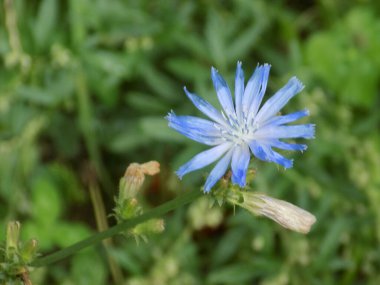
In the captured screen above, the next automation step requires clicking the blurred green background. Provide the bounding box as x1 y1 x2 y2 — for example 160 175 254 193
1 0 380 284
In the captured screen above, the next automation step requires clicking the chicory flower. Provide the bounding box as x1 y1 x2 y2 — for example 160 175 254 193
167 62 314 192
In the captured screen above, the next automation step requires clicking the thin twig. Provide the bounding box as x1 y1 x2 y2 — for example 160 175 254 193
20 271 32 285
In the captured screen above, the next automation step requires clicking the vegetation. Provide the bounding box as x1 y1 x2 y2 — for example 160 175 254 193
1 0 380 284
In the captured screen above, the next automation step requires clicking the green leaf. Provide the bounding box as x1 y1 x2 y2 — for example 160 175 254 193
139 117 185 142
212 228 246 266
31 176 62 225
33 0 58 51
54 223 92 248
166 58 208 81
71 249 106 285
207 263 258 284
125 92 169 113
227 22 267 61
138 64 178 102
205 11 226 69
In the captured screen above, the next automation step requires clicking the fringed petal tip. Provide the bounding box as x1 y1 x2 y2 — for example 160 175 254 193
251 63 271 71
175 170 184 180
261 63 271 68
183 86 194 98
306 124 316 139
202 186 210 193
290 76 305 92
183 86 190 96
211 67 223 89
298 144 308 152
165 110 175 121
232 175 246 187
282 159 294 169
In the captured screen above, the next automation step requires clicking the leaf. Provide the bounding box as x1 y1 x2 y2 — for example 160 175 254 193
53 222 92 247
207 263 258 284
205 11 227 69
212 228 246 266
71 249 106 285
31 176 62 223
138 64 179 102
125 92 169 113
166 58 208 81
227 21 267 61
139 117 185 142
33 0 58 51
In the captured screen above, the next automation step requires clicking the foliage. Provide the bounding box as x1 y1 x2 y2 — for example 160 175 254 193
1 0 380 284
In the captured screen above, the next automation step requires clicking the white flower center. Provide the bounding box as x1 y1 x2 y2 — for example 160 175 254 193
215 113 259 145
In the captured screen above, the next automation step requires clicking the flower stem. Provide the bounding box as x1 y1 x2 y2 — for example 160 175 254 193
88 179 124 284
31 189 202 267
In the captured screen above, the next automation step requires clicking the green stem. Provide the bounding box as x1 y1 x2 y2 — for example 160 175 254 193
31 189 202 267
75 68 114 194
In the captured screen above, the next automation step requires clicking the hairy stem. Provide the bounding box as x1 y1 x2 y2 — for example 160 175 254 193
88 178 124 284
31 189 202 267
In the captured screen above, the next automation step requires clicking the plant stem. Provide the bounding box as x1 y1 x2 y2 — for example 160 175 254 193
75 68 114 195
89 179 124 284
4 0 23 55
31 189 202 267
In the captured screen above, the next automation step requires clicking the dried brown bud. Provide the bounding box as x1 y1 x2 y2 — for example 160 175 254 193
119 161 160 200
229 192 316 234
252 194 316 234
140 161 160 176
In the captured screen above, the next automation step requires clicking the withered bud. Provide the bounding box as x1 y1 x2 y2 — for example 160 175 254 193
230 192 316 234
139 161 160 176
119 161 160 200
251 194 316 234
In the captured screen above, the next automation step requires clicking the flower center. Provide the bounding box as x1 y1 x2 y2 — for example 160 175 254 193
215 115 259 145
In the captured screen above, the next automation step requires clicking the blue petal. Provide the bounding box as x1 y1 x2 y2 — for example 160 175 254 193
184 87 228 127
262 109 309 127
254 124 315 139
204 149 233 193
166 111 224 145
266 139 308 151
231 144 250 187
247 64 271 122
249 141 293 168
234 61 244 121
241 65 261 117
176 142 232 179
255 77 304 124
242 64 270 119
211 67 235 118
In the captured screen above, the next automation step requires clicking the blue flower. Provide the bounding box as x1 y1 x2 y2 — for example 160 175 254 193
166 62 315 193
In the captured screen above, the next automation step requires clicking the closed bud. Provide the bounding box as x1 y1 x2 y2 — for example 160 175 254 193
20 239 38 264
119 161 160 200
132 219 165 236
115 198 141 221
140 161 160 176
229 192 316 234
6 221 20 259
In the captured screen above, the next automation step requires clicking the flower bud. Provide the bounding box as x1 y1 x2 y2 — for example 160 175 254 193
20 239 38 264
229 192 316 234
115 198 141 221
6 221 20 259
119 161 160 200
251 194 316 234
140 161 160 176
132 219 165 236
